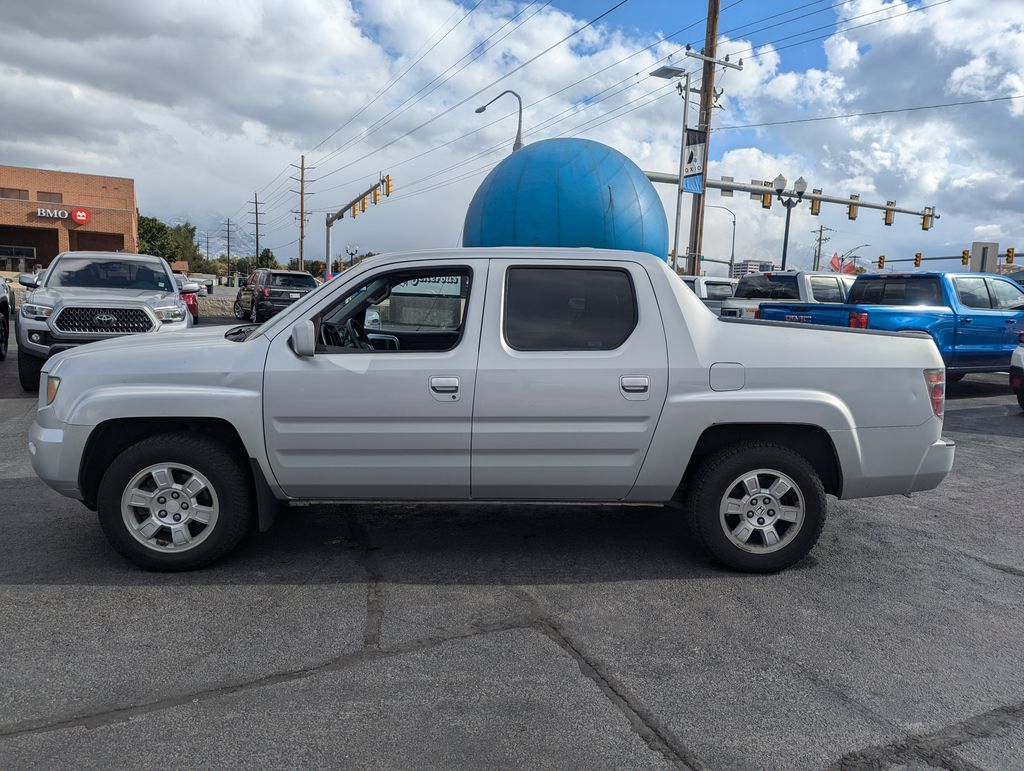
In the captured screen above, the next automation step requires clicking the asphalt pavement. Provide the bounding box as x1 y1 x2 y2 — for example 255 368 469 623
1 320 1023 769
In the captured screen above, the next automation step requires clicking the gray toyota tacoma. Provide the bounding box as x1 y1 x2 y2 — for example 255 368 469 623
17 251 196 391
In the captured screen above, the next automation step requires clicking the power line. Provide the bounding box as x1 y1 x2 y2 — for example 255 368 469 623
717 94 1024 130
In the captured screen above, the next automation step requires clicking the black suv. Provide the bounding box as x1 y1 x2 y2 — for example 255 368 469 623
233 269 317 323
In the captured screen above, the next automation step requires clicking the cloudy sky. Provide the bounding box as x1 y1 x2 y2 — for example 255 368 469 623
2 0 1022 274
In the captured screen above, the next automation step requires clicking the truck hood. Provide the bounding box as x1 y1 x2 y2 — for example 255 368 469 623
26 286 182 309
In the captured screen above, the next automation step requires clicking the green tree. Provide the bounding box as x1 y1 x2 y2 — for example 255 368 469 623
138 215 171 258
253 248 277 269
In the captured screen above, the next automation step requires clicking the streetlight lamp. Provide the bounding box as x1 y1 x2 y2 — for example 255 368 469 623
774 174 807 270
841 243 870 273
704 204 736 276
475 90 524 152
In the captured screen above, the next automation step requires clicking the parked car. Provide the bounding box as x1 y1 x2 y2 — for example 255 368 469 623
233 269 317 323
758 272 1024 380
17 251 197 391
30 247 954 573
1011 342 1024 410
0 276 13 361
680 275 737 316
720 271 856 319
174 274 200 324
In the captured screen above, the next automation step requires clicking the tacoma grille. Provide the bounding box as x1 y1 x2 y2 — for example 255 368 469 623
54 307 154 334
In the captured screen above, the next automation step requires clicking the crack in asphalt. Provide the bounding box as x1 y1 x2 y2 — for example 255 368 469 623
345 511 384 648
831 699 1024 770
973 556 1024 578
509 587 705 771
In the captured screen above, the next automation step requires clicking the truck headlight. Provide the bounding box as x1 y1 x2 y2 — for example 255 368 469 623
154 306 186 323
45 375 60 406
22 303 53 320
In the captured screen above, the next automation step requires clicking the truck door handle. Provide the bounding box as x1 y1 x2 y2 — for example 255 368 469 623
620 376 649 393
430 377 459 393
1006 318 1016 324
960 318 972 325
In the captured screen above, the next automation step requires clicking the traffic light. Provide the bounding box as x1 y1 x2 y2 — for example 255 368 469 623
761 181 772 209
1007 247 1016 265
884 201 895 226
360 196 368 213
372 186 380 205
351 203 358 218
961 249 970 266
878 254 885 270
809 189 822 216
384 175 394 196
921 206 933 230
847 194 859 220
914 252 922 268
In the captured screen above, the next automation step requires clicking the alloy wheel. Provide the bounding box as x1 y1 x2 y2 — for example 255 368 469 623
120 463 220 553
719 468 805 554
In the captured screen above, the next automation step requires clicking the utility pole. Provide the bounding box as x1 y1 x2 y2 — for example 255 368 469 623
223 218 236 279
248 191 265 261
812 225 835 271
204 231 210 260
290 155 315 272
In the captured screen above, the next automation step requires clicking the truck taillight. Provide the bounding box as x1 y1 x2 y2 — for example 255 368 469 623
924 369 945 418
753 309 761 319
262 287 271 297
1019 331 1024 346
848 312 869 328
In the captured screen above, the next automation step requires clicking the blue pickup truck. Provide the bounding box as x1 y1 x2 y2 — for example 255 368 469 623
758 272 1024 379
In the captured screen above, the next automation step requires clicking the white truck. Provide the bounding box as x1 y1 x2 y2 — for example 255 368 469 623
679 275 737 316
720 270 856 319
28 248 955 573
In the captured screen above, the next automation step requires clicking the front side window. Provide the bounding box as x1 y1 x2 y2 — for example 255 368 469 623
504 267 637 351
953 277 992 309
318 267 471 353
734 274 800 300
46 257 172 291
987 279 1024 311
705 282 734 300
810 276 843 303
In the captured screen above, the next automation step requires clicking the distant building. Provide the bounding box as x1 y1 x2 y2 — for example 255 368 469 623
730 259 776 278
0 165 138 272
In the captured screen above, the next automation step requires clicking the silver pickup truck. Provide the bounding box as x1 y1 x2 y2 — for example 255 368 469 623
29 248 955 573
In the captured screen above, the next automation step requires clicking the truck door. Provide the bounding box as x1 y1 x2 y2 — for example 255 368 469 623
986 278 1024 365
951 276 1004 367
471 259 669 500
262 259 486 499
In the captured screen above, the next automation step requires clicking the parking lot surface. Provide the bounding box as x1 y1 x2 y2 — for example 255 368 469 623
1 321 1022 769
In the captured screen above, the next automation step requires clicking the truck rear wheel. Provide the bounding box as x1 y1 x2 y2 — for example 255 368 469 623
684 443 826 573
96 433 253 571
0 315 8 361
18 348 43 391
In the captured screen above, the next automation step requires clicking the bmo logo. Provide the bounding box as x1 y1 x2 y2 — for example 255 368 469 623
36 207 91 225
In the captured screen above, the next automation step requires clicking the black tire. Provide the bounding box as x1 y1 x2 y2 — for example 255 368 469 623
1017 390 1024 411
193 311 200 325
233 298 246 320
947 373 965 383
97 433 254 571
18 348 43 391
250 302 261 324
0 315 8 362
683 442 826 573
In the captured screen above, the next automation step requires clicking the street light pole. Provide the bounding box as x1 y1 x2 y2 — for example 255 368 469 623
673 72 691 272
475 90 524 152
705 204 736 275
773 174 808 270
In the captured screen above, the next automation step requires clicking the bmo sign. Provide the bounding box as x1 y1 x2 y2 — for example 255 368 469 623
36 207 91 225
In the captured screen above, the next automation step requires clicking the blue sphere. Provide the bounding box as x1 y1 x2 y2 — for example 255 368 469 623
463 138 669 260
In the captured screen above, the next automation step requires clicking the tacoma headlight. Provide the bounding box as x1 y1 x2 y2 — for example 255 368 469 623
154 306 186 323
45 375 60 406
22 303 53 320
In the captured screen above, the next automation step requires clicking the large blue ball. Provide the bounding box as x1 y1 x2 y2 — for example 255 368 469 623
463 138 669 260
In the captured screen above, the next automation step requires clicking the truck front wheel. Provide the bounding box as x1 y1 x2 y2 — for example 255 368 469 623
18 349 43 391
96 433 253 571
684 443 826 573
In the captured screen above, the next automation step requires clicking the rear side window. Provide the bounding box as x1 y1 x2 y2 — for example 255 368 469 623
734 274 799 300
810 276 843 303
847 277 944 306
705 282 734 300
953 277 992 309
504 267 637 351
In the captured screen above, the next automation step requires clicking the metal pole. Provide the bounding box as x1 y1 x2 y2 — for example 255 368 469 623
671 72 690 272
729 215 736 274
781 202 793 270
299 154 305 272
325 215 332 277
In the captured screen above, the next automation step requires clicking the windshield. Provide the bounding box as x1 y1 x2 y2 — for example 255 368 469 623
734 274 800 300
244 275 338 340
271 273 317 288
47 257 173 292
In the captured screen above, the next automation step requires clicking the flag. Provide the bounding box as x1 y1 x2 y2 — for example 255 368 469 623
842 260 856 274
829 252 842 272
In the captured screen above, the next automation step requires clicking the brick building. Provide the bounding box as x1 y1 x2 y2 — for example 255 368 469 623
0 165 138 272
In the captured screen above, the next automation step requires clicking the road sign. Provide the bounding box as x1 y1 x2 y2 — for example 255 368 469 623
683 129 705 177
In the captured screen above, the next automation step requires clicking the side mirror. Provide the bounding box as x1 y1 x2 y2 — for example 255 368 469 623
180 282 200 294
19 274 39 289
365 309 381 329
290 319 316 357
